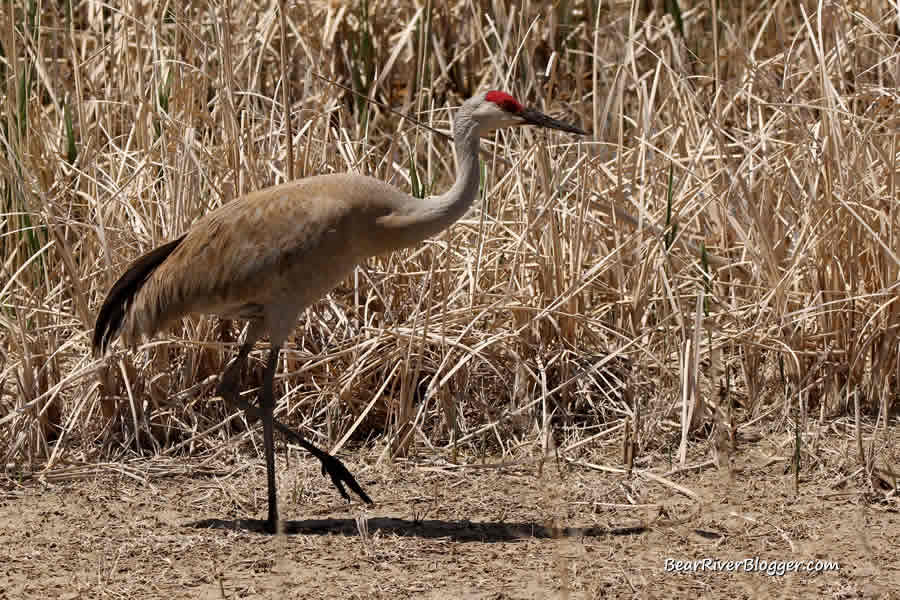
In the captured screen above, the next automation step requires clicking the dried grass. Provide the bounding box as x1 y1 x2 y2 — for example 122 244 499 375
1 0 898 494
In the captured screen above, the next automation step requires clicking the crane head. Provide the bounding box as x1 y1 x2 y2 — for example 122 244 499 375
469 90 586 136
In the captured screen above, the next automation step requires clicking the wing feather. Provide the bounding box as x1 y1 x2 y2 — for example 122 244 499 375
115 175 409 345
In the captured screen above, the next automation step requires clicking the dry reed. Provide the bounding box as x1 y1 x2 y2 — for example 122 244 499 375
1 1 897 490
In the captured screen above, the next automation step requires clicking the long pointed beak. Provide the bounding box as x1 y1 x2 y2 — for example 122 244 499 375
520 108 587 135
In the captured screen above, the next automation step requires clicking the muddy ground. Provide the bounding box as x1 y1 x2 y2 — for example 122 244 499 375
2 432 898 599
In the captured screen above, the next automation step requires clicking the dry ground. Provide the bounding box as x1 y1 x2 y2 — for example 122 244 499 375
2 432 898 600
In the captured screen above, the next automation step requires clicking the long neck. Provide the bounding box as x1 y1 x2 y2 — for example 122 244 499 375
428 117 482 235
390 117 481 246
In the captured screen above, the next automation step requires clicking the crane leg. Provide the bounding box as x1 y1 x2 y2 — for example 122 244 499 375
218 342 305 440
216 339 374 509
261 344 281 533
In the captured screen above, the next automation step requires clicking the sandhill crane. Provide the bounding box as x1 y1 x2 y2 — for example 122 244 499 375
93 90 585 533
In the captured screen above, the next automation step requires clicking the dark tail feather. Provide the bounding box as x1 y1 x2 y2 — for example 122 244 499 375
93 235 185 356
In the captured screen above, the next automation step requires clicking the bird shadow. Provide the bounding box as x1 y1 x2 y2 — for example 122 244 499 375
187 516 646 542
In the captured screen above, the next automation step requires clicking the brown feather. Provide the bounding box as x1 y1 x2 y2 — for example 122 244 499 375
102 175 418 350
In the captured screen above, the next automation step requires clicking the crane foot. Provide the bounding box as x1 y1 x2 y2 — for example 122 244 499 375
318 452 374 506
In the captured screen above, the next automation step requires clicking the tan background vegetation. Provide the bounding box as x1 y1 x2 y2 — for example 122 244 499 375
1 0 898 491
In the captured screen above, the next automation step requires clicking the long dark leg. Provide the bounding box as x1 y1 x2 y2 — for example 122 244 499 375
217 330 307 445
217 329 373 509
261 344 280 533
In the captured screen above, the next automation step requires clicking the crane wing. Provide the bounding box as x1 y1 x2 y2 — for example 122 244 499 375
113 175 407 346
